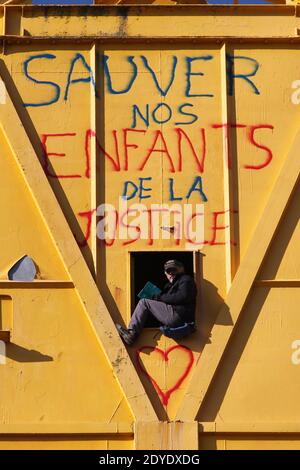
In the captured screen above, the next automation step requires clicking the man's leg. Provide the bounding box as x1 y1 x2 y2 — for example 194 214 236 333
128 298 182 336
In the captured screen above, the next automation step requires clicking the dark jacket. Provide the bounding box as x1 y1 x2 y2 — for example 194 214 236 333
153 273 197 323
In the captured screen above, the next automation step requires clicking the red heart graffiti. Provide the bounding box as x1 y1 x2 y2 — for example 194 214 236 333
136 345 194 406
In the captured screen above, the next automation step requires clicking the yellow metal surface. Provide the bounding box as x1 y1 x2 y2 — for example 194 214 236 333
0 3 299 450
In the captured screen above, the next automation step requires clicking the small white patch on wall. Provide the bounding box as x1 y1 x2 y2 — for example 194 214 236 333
291 339 300 365
291 80 300 105
0 80 6 105
0 341 6 365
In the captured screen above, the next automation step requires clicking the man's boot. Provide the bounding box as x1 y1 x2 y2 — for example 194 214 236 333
116 324 138 346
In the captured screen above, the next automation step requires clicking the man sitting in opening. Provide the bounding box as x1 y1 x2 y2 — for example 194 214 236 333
116 259 197 346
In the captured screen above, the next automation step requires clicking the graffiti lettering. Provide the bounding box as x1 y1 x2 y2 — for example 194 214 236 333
41 123 273 178
23 53 260 106
136 345 194 406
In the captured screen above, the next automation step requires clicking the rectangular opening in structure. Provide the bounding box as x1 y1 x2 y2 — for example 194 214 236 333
130 251 194 328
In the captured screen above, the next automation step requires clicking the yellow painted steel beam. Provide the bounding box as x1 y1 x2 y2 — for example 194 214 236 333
0 5 299 39
175 123 300 422
0 422 133 434
0 60 158 424
134 421 199 450
219 42 239 293
199 422 300 433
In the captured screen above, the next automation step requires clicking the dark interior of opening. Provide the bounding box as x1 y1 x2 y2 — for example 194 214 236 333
131 251 194 327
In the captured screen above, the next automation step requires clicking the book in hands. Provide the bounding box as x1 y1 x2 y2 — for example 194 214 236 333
138 281 162 300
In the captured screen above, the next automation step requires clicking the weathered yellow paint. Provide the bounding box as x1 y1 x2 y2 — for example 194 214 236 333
0 2 300 450
7 5 300 39
177 119 300 421
135 421 198 450
0 435 134 450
